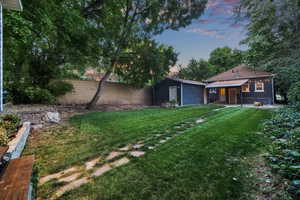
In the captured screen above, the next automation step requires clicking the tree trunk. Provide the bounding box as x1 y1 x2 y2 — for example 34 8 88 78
86 71 111 110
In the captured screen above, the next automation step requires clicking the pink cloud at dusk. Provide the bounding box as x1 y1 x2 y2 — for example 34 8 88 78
185 28 227 38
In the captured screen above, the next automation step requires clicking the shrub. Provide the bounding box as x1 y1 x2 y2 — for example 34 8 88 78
48 80 73 97
264 107 300 198
0 127 8 146
288 81 300 110
0 114 21 138
24 87 56 104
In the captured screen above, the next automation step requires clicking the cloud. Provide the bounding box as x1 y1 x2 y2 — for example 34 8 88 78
185 28 227 38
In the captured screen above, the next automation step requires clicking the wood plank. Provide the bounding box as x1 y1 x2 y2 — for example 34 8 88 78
0 155 34 200
0 146 8 160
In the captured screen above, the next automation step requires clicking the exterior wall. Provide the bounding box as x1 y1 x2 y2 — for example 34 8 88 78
153 79 181 105
58 79 152 105
182 83 204 105
240 77 274 105
207 77 274 105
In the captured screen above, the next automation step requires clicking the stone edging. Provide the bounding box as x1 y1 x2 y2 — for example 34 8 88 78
7 122 31 159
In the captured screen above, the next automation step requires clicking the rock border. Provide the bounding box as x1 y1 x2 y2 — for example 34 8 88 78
7 122 31 159
5 122 33 200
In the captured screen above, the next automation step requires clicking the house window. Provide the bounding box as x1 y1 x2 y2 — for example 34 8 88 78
209 88 217 94
242 83 250 92
255 81 264 92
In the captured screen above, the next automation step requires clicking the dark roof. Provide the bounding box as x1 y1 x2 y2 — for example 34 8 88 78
167 78 206 86
206 64 274 82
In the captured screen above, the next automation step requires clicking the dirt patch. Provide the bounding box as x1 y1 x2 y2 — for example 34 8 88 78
246 154 291 200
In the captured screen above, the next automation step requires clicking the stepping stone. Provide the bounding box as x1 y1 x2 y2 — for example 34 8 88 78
155 134 161 137
196 119 205 124
85 157 101 170
106 151 123 161
119 145 131 151
165 137 171 140
58 172 82 183
53 177 89 199
148 146 155 150
133 144 144 149
39 167 78 185
110 157 130 168
159 139 167 143
130 151 145 157
92 164 112 177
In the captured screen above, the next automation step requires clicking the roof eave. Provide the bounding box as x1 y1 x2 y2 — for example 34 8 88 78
2 0 23 11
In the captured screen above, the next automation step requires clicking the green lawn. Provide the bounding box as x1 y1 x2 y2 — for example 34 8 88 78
24 105 220 176
24 105 271 199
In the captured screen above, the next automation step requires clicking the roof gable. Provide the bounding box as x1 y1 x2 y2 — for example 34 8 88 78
206 64 273 82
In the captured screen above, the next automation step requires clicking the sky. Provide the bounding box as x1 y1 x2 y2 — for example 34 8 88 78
155 0 248 67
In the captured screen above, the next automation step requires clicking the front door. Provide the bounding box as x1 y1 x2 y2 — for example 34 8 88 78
169 86 177 102
219 88 226 103
228 88 237 104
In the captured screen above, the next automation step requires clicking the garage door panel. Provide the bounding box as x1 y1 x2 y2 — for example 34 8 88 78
183 84 203 105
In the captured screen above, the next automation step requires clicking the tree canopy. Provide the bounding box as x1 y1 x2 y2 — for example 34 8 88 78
238 0 300 101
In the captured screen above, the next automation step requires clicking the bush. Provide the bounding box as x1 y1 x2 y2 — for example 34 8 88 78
0 114 21 138
288 81 300 110
264 107 300 198
48 80 73 97
0 127 8 146
24 87 56 104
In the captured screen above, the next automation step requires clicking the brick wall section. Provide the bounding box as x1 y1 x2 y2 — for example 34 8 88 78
58 79 152 105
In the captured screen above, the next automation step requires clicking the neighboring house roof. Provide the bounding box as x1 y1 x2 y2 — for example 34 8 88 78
2 0 23 10
206 64 274 82
167 78 206 86
206 79 249 88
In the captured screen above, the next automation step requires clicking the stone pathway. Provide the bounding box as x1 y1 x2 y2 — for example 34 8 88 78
39 110 215 199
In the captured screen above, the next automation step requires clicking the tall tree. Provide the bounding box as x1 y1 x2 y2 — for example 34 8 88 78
238 0 300 101
115 40 178 87
4 0 102 102
86 0 208 109
178 59 215 81
208 46 244 73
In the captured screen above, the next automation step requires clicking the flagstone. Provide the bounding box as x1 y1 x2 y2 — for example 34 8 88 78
92 164 112 177
39 167 78 185
130 151 145 157
133 144 144 149
119 145 131 151
106 151 123 161
85 157 101 170
110 157 130 168
53 177 89 199
58 172 82 183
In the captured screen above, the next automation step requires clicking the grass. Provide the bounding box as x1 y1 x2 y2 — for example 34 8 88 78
60 107 272 200
24 105 220 176
24 105 272 199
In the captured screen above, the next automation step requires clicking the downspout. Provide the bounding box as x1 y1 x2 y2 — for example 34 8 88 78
181 83 183 106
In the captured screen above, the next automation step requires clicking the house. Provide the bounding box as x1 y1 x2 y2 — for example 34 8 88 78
153 78 206 106
0 0 23 111
153 65 275 106
205 65 275 105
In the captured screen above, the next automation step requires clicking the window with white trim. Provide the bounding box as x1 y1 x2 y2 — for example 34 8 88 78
242 83 250 92
255 81 264 92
